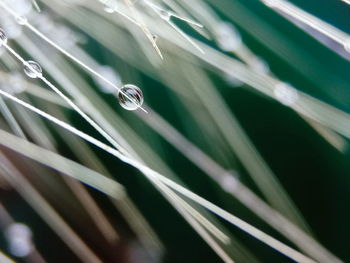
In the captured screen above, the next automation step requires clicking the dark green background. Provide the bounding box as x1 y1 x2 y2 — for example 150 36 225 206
1 0 350 262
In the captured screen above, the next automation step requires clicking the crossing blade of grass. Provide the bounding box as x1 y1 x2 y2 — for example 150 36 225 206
0 250 16 263
0 90 318 263
16 33 257 261
0 129 125 199
136 107 341 263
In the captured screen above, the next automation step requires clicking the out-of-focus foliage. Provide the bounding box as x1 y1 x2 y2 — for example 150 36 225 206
0 0 349 262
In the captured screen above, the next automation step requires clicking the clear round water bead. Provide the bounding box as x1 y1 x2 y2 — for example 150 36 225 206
118 84 144 111
0 28 8 47
23 61 42 79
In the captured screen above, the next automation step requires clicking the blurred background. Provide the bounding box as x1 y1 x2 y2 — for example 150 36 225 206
0 0 349 262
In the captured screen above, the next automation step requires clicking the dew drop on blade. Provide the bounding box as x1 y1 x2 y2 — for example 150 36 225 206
102 0 117 13
104 5 115 13
23 61 42 79
273 82 299 106
159 10 171 21
16 16 28 25
118 84 144 111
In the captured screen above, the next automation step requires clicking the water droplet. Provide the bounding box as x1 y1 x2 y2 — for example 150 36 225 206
118 84 144 111
16 16 28 25
102 0 117 13
0 28 8 47
6 223 32 241
215 22 242 51
273 82 299 106
104 5 114 13
159 10 171 20
219 173 239 192
251 58 270 74
23 61 42 79
5 223 33 258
